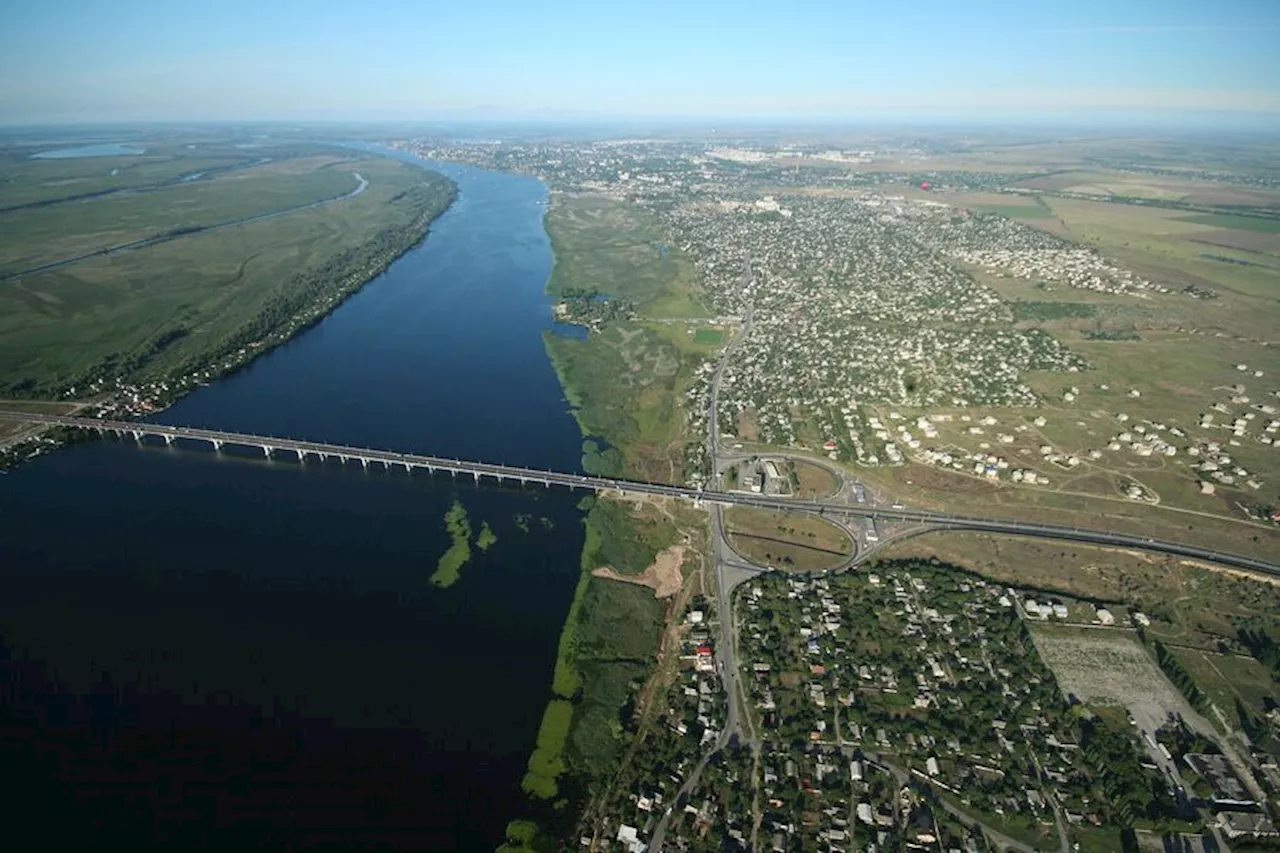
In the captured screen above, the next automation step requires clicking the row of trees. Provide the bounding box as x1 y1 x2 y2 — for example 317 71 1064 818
1153 640 1210 713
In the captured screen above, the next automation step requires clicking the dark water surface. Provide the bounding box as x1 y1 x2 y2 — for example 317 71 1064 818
0 154 584 850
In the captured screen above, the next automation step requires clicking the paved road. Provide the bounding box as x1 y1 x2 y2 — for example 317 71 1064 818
0 172 368 283
4 409 1277 577
652 265 758 850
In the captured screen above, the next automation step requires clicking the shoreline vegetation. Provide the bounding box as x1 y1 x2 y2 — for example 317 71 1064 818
504 193 707 849
429 500 473 588
0 150 456 468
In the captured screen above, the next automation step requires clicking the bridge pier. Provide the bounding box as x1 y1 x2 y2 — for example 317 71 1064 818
131 430 142 443
163 434 174 446
262 445 273 458
360 457 368 468
211 438 223 451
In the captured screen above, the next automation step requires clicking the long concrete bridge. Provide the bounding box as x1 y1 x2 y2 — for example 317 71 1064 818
6 410 1279 576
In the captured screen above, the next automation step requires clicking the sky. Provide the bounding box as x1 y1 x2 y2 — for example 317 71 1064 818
2 0 1279 126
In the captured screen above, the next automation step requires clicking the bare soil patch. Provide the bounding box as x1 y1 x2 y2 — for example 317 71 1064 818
593 544 686 599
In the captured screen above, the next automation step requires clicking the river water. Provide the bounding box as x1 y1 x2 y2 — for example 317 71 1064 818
0 153 585 849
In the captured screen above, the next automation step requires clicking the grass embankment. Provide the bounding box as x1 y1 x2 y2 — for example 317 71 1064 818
0 146 455 398
429 500 472 588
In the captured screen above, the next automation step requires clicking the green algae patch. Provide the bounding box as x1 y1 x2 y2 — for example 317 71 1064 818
429 500 472 588
496 819 551 853
477 520 498 552
520 699 573 799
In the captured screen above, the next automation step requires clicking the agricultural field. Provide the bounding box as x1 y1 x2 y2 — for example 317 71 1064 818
0 147 453 401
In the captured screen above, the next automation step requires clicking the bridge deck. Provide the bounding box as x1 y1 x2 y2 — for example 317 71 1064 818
4 410 1277 576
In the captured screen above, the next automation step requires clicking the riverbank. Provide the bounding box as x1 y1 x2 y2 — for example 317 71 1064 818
503 192 715 848
0 160 456 468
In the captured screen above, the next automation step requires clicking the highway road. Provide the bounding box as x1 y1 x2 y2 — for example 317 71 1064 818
3 408 1277 576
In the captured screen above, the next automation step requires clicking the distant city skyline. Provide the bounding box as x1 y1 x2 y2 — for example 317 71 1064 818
3 0 1278 126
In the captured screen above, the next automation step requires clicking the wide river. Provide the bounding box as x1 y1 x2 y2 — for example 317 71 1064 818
0 151 585 850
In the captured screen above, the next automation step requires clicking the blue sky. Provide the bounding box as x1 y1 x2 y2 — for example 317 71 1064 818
2 0 1278 124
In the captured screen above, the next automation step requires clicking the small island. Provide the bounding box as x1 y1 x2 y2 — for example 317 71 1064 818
429 500 472 588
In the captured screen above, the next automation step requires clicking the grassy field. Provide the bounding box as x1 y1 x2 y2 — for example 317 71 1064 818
1010 300 1099 321
1009 167 1280 207
0 157 358 274
0 398 84 440
546 194 709 319
0 154 453 397
973 203 1054 218
724 506 852 571
1177 213 1280 234
544 194 720 483
1171 648 1276 737
790 459 838 498
862 458 1280 565
870 187 1280 556
0 137 295 209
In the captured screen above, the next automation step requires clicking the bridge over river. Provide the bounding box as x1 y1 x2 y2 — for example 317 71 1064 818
6 410 1278 577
